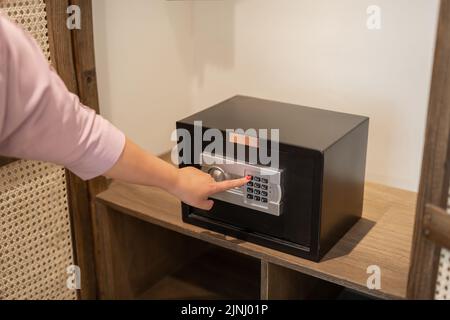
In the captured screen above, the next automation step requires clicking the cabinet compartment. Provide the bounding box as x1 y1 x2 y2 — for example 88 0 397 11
140 247 260 300
95 205 260 300
95 202 373 300
261 262 344 300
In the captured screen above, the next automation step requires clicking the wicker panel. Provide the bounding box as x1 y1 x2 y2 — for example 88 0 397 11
435 187 450 300
0 161 76 300
0 1 77 300
0 0 51 62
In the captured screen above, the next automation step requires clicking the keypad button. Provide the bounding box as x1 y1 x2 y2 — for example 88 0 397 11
247 194 254 200
261 191 268 197
254 183 261 189
261 197 268 203
262 178 269 184
261 184 268 190
254 190 261 195
255 196 261 202
247 188 254 194
247 182 254 187
254 176 261 182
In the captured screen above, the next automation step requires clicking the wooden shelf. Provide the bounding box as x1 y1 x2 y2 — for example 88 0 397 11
96 181 416 300
139 248 261 300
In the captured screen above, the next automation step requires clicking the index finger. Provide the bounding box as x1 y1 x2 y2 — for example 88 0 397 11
212 177 249 194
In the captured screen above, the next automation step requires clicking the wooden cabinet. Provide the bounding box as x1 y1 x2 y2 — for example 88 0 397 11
94 179 416 300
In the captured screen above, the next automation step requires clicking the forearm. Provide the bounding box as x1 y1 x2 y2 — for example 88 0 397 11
105 138 179 192
104 138 249 211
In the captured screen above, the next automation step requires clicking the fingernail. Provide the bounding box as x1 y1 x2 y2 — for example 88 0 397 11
246 175 252 180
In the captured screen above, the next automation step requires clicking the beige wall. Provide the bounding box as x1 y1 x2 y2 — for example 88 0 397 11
93 0 440 191
92 0 193 156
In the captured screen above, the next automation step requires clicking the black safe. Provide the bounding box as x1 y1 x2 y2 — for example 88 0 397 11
176 96 369 261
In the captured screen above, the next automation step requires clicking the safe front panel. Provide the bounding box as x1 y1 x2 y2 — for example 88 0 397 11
185 148 322 253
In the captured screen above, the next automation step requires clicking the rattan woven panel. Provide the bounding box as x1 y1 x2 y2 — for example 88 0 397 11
435 188 450 300
0 0 51 62
0 161 76 300
0 0 77 300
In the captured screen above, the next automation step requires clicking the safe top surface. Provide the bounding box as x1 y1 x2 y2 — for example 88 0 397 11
178 95 369 152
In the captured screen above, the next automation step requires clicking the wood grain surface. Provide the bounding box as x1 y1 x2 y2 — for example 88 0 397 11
96 180 416 300
407 0 450 299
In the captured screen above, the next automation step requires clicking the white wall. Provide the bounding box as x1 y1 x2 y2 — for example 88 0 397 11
92 0 193 156
191 0 440 191
93 0 440 191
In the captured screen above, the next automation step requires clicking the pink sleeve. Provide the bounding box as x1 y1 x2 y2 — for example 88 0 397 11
0 15 126 180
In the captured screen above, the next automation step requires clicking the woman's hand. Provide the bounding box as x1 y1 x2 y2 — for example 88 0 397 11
171 167 250 211
105 139 249 211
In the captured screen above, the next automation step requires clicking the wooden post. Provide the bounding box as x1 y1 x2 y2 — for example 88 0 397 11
45 0 108 299
407 0 450 299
